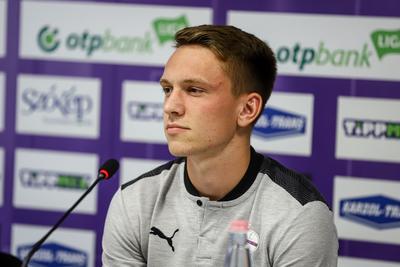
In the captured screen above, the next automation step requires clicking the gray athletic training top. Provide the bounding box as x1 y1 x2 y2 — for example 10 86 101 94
102 148 338 266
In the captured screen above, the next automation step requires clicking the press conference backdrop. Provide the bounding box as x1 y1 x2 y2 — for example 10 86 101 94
0 0 399 266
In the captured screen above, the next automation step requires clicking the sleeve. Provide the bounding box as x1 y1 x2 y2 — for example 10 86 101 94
102 189 146 267
272 201 338 267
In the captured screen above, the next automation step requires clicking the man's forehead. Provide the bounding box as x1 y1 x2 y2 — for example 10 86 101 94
159 45 231 90
166 45 221 66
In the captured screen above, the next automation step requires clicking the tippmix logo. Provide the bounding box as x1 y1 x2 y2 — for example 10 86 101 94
336 96 400 163
36 15 189 57
343 118 400 140
275 28 400 71
13 148 98 213
17 242 88 267
340 195 400 230
127 101 163 121
19 168 91 190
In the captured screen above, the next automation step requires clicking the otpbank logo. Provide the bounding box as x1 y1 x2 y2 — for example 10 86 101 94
228 12 400 81
340 195 400 230
36 15 187 56
371 29 400 60
17 242 88 267
20 1 211 65
272 29 399 71
38 26 60 53
254 107 306 139
153 15 189 45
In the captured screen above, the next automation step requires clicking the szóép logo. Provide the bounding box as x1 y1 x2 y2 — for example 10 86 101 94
21 84 93 123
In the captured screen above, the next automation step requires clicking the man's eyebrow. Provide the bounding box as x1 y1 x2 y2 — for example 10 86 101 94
159 78 213 87
182 79 209 85
159 78 169 85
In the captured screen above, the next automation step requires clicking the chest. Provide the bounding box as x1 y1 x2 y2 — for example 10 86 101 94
144 197 271 267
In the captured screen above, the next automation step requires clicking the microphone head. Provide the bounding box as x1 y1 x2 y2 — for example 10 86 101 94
98 159 119 179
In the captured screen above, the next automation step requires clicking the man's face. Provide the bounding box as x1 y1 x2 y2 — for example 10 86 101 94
160 45 243 158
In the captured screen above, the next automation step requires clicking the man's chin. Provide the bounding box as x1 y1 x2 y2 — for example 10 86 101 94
167 143 191 157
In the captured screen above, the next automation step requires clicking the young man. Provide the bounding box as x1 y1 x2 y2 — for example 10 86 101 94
102 25 338 266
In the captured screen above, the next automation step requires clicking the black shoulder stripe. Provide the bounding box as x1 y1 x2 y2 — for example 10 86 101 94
260 157 327 207
121 157 185 190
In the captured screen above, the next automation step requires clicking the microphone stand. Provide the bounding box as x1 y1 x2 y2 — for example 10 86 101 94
21 176 103 267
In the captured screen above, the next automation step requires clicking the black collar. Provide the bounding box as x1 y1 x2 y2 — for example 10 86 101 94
184 147 264 201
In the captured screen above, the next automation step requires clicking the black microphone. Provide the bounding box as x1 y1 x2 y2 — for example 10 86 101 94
21 158 119 267
98 158 119 180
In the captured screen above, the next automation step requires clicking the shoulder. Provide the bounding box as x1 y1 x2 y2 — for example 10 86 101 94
108 157 186 230
259 155 328 207
121 157 185 191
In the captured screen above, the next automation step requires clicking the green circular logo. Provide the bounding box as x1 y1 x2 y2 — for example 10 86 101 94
37 26 60 52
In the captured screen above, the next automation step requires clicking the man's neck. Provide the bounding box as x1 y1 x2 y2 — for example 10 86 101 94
186 141 251 201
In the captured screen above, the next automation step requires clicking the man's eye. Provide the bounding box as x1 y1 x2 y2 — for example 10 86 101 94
162 87 172 95
187 87 203 95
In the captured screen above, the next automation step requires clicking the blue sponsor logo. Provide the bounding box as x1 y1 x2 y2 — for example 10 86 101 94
21 85 93 123
340 195 400 229
17 242 88 267
19 168 91 190
253 107 306 139
343 118 400 140
127 101 163 121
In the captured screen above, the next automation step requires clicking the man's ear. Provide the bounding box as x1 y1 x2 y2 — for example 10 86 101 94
237 93 263 127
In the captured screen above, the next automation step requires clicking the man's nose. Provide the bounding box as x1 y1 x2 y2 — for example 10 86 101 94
164 89 185 117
